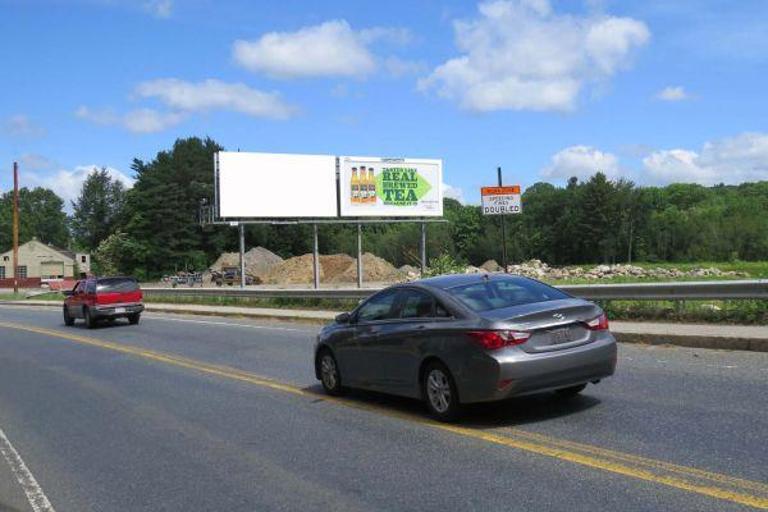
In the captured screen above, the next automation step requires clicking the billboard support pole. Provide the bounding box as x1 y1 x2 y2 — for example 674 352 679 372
238 223 246 288
356 223 363 289
497 167 508 273
420 223 427 276
12 162 19 293
312 224 320 290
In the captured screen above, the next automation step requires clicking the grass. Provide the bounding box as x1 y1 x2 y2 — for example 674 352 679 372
598 300 768 325
144 294 767 325
143 295 361 312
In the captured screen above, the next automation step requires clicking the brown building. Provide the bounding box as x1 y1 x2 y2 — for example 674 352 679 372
0 238 90 282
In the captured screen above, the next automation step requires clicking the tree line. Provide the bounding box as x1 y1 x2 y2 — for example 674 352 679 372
1 136 766 278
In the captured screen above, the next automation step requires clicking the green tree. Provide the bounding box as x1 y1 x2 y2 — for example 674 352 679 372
119 137 231 278
71 167 127 251
0 187 69 250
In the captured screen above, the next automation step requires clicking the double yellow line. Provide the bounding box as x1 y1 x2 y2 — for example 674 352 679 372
2 321 767 510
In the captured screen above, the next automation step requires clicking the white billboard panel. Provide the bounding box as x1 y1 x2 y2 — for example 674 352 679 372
217 152 337 218
339 156 443 217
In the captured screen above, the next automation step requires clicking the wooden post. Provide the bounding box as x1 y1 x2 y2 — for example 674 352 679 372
12 162 19 293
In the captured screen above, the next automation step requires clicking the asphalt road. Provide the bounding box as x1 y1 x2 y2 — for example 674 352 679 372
0 305 766 512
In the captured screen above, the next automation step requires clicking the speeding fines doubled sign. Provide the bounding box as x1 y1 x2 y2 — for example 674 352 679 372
481 185 522 215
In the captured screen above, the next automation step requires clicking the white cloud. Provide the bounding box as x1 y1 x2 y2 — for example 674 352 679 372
144 0 172 18
27 165 134 208
75 106 185 133
643 132 768 185
134 79 296 119
233 20 412 79
384 56 426 77
20 153 54 172
122 108 186 133
656 86 688 101
419 0 649 112
3 114 45 137
542 145 621 180
443 182 466 204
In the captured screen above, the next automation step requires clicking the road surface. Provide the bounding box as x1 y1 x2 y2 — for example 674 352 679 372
0 305 766 511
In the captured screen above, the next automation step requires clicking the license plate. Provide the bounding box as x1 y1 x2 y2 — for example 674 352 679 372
550 328 571 344
114 307 126 314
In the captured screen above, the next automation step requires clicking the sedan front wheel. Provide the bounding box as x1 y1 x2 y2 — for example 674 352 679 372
318 350 343 396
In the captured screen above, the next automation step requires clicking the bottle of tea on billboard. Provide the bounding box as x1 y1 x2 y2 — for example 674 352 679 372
367 167 376 203
351 167 360 203
359 166 368 202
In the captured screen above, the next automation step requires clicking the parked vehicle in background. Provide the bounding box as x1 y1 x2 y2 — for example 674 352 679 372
63 277 144 328
314 274 617 421
214 266 254 286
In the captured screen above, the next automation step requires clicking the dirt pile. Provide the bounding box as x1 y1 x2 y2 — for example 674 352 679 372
265 254 321 284
208 246 283 283
264 252 405 284
329 253 403 283
321 254 356 280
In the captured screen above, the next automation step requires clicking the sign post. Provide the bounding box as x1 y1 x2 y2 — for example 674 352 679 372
481 170 522 273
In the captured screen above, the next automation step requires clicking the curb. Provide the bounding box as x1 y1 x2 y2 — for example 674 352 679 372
2 300 766 352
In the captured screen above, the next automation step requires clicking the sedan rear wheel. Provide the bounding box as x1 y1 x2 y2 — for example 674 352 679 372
319 351 343 396
423 362 460 422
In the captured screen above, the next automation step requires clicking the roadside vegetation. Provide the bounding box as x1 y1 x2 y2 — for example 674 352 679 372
2 137 767 281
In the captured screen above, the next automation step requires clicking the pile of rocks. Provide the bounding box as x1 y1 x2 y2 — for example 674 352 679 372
205 246 284 284
486 259 749 280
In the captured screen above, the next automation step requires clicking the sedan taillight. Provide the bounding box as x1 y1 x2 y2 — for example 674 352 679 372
467 330 531 350
586 313 609 331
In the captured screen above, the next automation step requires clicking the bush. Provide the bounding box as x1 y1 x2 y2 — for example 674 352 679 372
423 253 466 277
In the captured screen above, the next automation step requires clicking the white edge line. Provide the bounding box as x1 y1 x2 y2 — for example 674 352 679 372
144 315 313 333
0 427 56 512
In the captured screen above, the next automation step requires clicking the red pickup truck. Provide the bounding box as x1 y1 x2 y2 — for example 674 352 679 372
63 277 144 328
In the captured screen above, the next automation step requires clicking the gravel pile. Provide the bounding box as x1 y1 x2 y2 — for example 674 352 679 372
329 253 404 283
208 246 283 283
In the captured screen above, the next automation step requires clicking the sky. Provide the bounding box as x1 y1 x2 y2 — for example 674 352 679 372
1 0 767 207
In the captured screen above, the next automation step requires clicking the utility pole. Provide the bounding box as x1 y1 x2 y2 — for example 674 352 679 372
498 167 508 273
12 162 20 293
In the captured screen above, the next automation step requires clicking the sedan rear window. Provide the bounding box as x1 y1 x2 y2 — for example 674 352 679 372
448 277 569 312
96 278 139 293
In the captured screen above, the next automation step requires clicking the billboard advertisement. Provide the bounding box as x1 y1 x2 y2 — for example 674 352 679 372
339 156 443 217
481 185 522 215
217 152 337 218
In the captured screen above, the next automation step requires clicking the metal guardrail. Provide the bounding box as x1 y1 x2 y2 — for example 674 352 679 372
141 279 768 302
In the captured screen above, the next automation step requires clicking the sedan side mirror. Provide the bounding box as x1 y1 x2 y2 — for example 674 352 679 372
335 312 351 324
62 290 74 297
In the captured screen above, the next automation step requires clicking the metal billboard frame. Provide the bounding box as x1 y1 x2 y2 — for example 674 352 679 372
206 152 447 289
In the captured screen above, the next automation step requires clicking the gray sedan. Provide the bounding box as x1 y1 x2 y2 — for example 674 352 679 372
314 273 617 421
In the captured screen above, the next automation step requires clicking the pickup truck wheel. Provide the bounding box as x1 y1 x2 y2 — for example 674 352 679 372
84 307 95 329
128 313 141 325
63 307 75 326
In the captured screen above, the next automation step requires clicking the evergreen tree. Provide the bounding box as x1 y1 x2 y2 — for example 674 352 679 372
71 167 127 251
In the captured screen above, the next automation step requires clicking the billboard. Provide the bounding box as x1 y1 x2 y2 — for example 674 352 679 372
339 156 443 217
217 152 337 218
481 186 522 215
